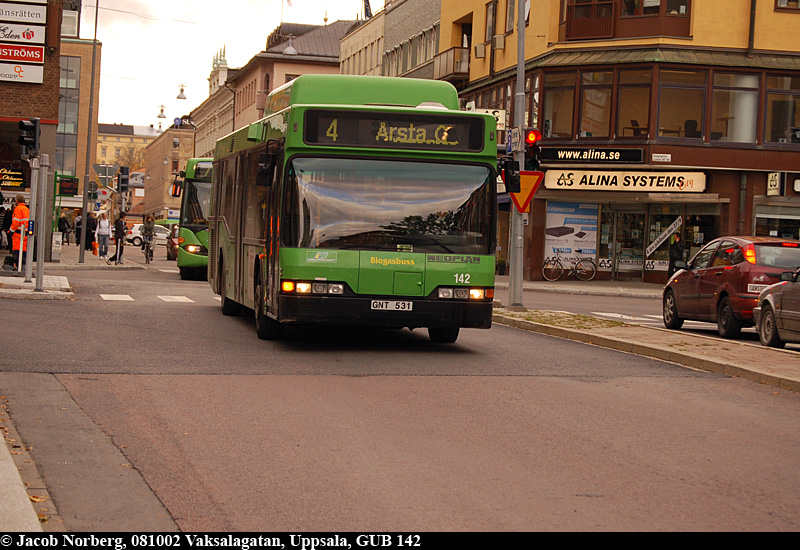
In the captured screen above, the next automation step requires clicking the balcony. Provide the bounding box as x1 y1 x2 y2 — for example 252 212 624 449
565 0 615 41
433 47 470 84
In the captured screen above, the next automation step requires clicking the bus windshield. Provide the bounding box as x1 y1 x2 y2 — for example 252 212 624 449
283 158 495 255
180 179 212 228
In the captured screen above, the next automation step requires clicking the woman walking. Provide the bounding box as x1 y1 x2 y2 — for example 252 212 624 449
95 212 112 260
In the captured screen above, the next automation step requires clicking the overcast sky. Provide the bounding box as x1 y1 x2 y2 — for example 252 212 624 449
80 0 386 129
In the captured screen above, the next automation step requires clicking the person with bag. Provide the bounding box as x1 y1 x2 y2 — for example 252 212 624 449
58 213 71 246
109 212 127 265
141 214 155 261
85 212 97 252
95 212 111 260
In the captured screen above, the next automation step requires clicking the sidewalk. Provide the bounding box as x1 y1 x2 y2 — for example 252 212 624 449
0 241 142 300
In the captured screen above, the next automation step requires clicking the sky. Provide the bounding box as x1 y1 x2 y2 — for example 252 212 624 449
80 0 386 129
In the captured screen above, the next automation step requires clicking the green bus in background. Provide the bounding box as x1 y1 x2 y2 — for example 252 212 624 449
209 74 498 343
172 158 212 280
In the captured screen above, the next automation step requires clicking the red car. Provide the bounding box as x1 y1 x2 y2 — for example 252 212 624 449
166 226 180 261
663 236 800 338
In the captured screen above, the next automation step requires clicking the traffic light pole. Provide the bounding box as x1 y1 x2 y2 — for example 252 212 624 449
79 0 100 264
508 0 527 311
24 156 38 283
35 154 49 291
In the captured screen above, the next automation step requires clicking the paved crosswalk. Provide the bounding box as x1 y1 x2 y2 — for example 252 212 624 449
591 311 717 329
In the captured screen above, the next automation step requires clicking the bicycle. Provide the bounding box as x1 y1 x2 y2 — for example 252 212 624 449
542 256 597 281
142 235 154 264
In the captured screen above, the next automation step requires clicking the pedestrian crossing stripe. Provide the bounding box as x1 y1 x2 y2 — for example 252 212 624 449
100 294 134 301
158 296 194 302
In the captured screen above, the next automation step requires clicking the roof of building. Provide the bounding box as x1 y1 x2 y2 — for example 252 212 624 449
266 20 355 59
98 123 161 138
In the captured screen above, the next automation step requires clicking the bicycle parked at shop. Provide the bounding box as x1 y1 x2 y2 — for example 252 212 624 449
542 256 597 282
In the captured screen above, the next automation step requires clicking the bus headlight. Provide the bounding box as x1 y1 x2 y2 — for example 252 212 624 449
438 288 454 299
296 282 312 294
469 289 484 300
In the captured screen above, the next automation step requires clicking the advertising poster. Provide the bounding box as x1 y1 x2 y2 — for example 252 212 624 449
544 201 598 263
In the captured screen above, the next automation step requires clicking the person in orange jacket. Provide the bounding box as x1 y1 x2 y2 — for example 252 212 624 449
9 194 29 268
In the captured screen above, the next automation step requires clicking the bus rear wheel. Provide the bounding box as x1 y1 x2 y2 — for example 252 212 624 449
428 326 459 343
255 278 282 340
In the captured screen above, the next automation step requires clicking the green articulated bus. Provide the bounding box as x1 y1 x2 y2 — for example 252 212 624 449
173 158 213 280
209 74 498 343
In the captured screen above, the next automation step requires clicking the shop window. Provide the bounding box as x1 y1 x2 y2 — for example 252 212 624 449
755 205 800 239
685 204 721 259
658 70 706 139
711 73 758 143
579 71 612 138
765 75 800 143
543 72 576 138
647 205 683 271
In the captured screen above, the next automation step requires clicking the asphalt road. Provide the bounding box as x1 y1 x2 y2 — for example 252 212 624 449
2 262 800 531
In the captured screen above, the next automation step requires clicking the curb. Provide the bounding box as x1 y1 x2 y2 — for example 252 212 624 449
0 422 42 532
492 312 800 393
493 282 661 300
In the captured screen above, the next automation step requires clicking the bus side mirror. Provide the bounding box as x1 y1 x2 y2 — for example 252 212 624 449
171 177 183 198
256 151 276 187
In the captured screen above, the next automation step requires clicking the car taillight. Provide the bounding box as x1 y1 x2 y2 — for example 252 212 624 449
782 242 799 247
743 243 756 264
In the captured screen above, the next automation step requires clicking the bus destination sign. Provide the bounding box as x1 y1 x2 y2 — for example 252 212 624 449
304 110 484 152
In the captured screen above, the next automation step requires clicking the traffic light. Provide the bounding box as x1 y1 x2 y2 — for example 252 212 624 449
119 166 130 193
500 155 520 194
523 128 542 171
18 118 40 158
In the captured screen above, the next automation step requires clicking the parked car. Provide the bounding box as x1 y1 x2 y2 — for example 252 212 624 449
663 236 800 338
126 224 171 247
166 225 180 261
754 268 800 348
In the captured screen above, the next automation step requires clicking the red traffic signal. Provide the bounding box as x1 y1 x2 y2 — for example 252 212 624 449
524 128 542 145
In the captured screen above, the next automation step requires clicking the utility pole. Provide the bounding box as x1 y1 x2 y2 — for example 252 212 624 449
35 154 49 291
508 0 527 311
80 0 100 263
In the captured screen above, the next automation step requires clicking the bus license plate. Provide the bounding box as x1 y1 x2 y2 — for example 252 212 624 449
371 300 413 311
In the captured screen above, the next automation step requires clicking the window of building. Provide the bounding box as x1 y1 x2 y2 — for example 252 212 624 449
485 1 495 42
579 71 613 138
114 147 120 158
711 73 758 143
59 56 80 89
658 69 706 139
776 0 800 11
506 0 516 33
61 9 79 37
765 75 800 143
543 72 576 138
173 137 180 148
172 160 180 173
101 146 107 157
617 69 651 138
527 73 540 127
666 0 690 14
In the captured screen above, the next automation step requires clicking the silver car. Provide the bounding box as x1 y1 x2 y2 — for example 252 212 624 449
754 268 800 348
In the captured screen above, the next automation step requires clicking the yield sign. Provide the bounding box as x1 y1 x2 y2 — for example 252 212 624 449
510 170 544 213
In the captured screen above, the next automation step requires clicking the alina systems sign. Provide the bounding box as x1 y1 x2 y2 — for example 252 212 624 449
544 170 707 192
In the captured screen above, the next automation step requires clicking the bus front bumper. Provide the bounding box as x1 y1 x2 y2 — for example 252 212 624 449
277 295 493 329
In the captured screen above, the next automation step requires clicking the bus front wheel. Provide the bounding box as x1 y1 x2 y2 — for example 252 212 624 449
428 326 459 343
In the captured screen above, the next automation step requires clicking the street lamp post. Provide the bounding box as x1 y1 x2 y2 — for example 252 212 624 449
79 0 100 263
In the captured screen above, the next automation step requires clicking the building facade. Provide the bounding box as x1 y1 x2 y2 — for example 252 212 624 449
191 49 237 158
382 0 441 80
439 0 800 282
143 126 194 222
340 10 385 76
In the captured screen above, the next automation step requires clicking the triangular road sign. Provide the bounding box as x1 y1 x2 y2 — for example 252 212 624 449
510 170 544 213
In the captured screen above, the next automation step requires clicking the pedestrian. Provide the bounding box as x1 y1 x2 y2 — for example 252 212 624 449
74 213 82 249
110 211 126 265
2 205 12 251
58 212 71 246
95 212 111 260
85 212 97 251
0 207 6 250
9 194 29 269
142 214 155 261
668 232 685 277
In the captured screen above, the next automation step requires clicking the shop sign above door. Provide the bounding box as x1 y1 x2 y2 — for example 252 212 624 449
544 170 706 192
